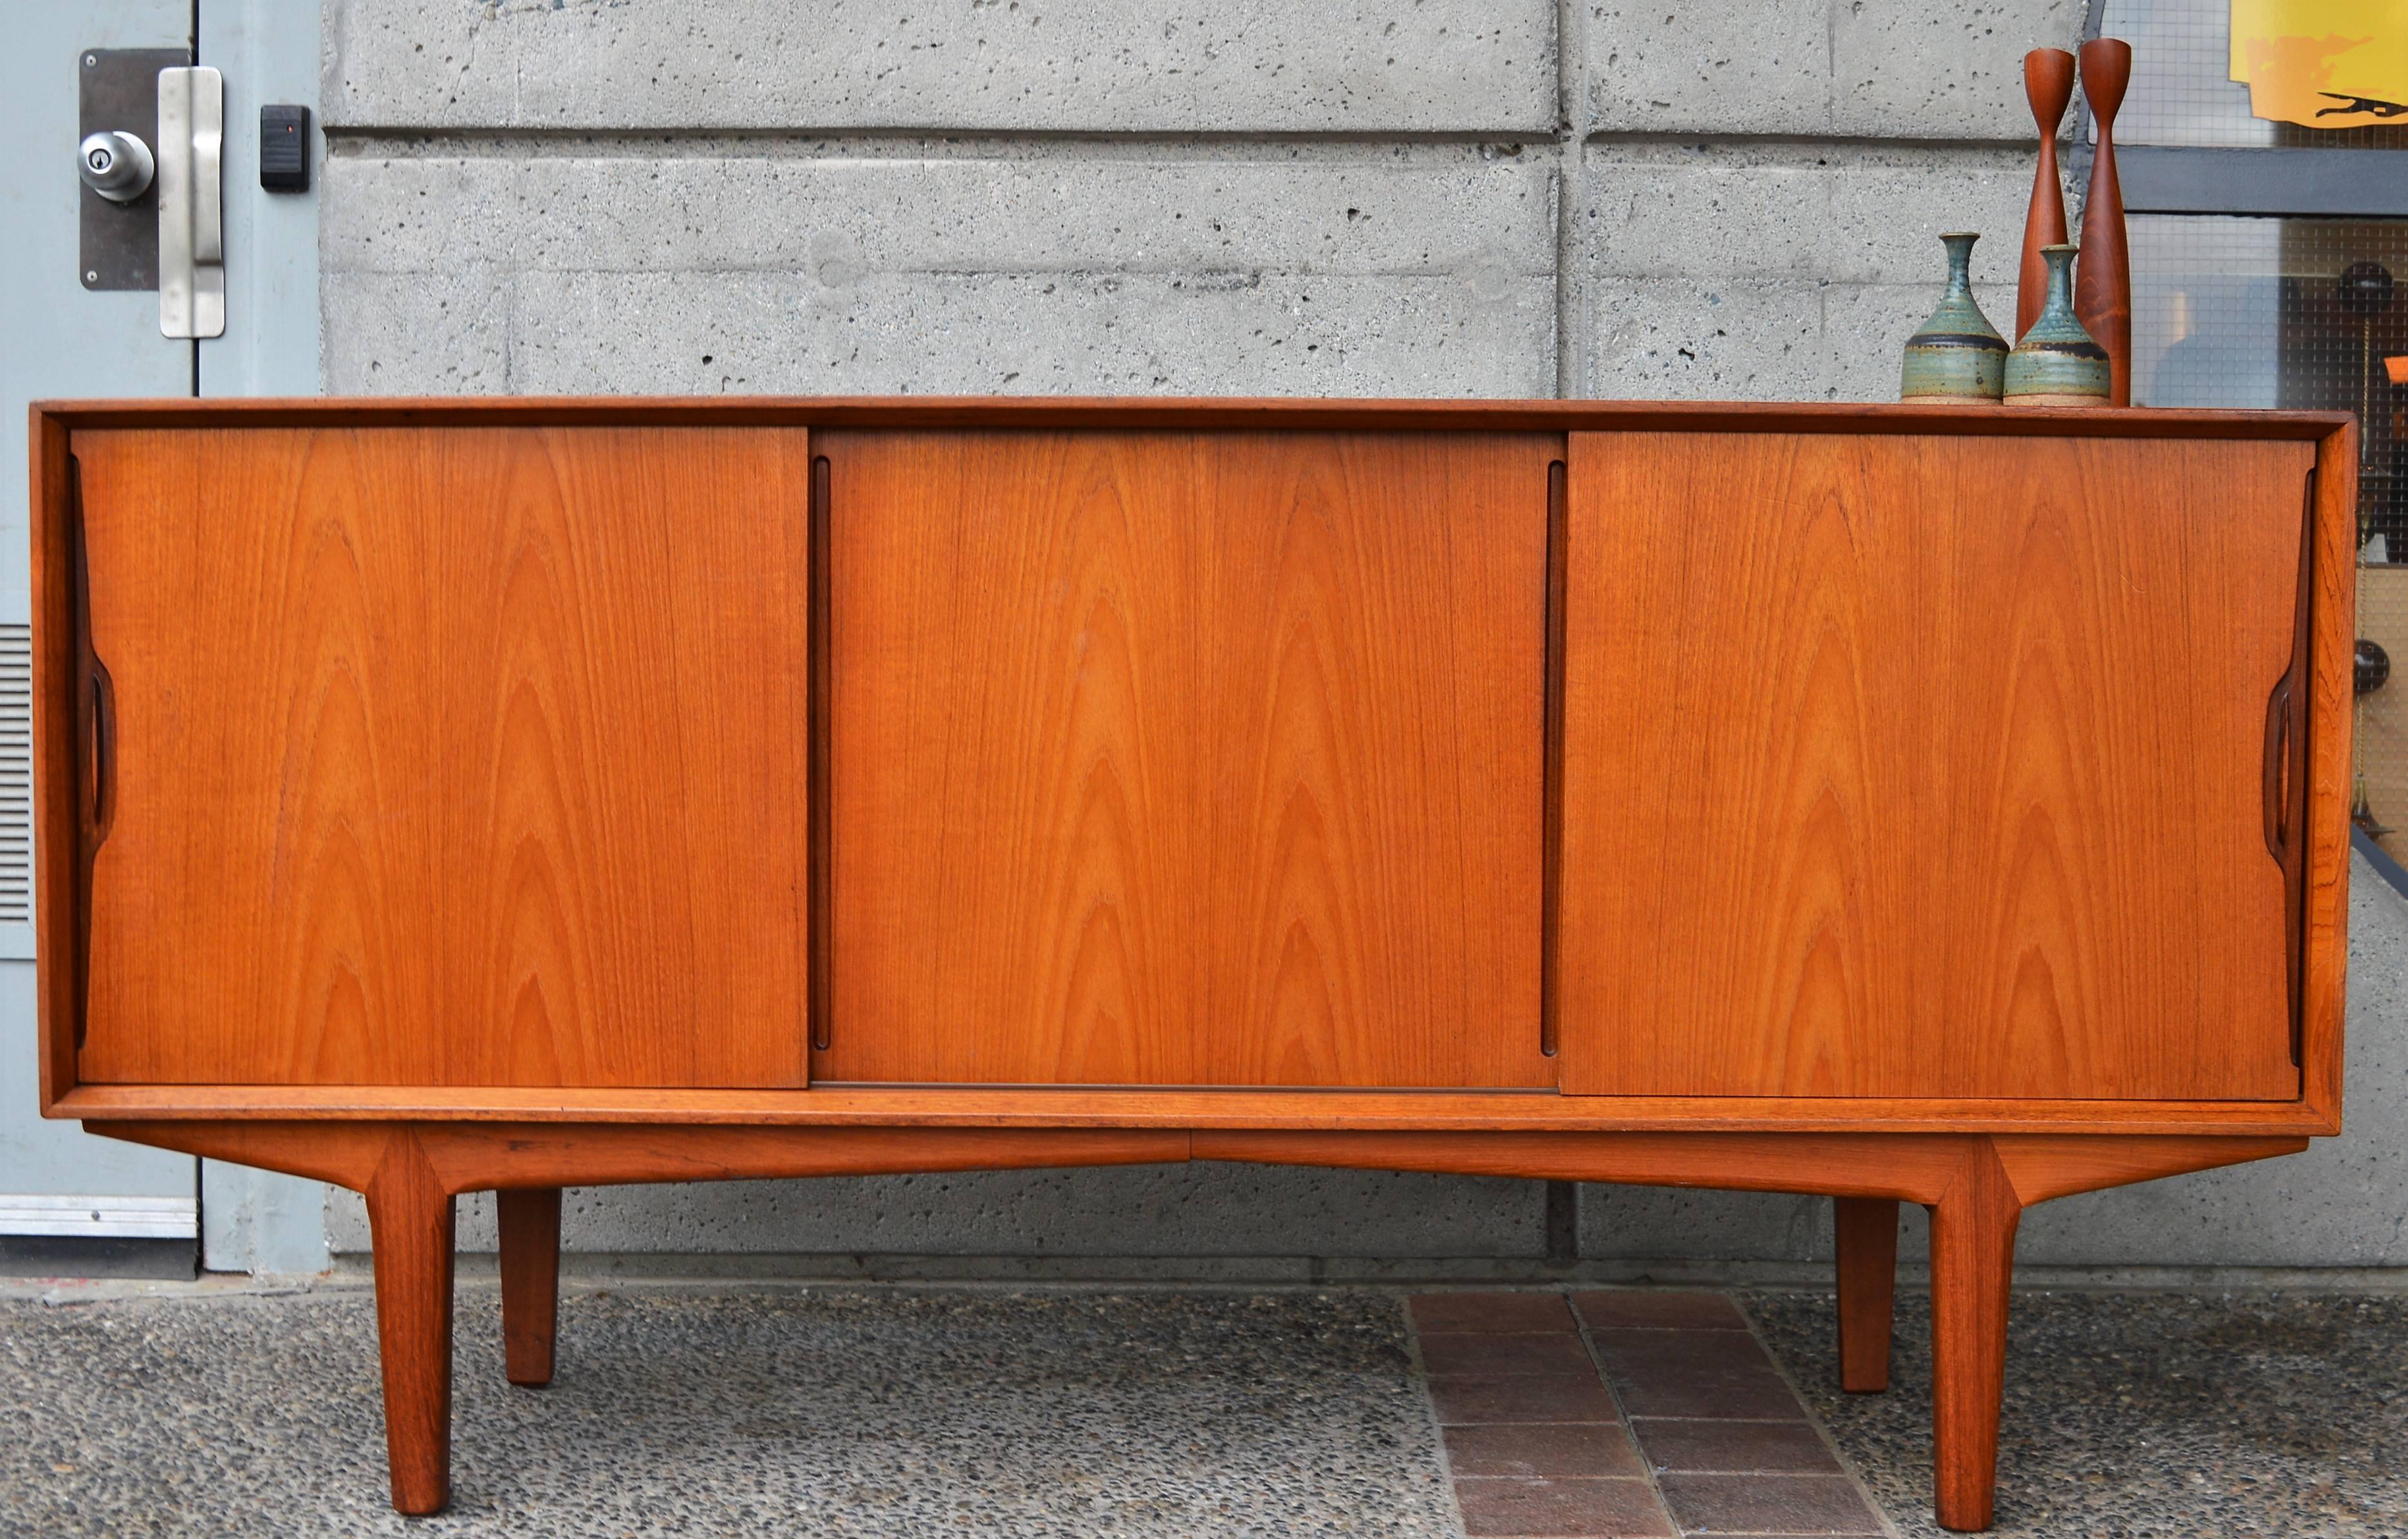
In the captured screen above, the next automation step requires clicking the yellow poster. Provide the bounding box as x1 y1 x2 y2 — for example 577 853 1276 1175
2230 0 2408 126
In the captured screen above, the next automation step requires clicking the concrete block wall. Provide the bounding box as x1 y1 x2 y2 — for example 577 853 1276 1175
319 0 2406 1276
319 0 2068 406
325 149 1557 396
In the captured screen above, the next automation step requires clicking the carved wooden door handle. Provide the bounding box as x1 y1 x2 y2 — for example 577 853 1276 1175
2263 671 2293 866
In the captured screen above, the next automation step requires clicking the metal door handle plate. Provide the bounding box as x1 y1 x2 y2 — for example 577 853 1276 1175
156 65 223 339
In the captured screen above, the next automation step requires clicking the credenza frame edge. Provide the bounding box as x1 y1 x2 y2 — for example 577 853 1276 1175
80 1117 2311 1209
32 396 2354 438
56 1084 2339 1138
29 404 2359 1131
2302 418 2360 1132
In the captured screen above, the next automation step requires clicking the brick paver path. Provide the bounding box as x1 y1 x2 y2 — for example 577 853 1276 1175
1411 1291 1887 1538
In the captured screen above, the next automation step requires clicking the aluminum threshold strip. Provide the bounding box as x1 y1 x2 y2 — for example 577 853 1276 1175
0 1193 198 1238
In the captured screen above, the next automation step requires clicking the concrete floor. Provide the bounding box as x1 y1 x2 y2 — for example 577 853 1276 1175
2 1280 2402 1536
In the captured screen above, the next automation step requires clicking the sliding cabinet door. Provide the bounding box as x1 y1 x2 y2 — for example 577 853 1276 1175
820 429 1552 1087
69 425 811 1087
1559 431 2313 1101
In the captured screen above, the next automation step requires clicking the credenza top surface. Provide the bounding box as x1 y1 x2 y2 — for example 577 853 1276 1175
30 395 2355 441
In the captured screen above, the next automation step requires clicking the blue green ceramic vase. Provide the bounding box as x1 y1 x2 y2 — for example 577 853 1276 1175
1900 232 2006 402
2003 243 2110 407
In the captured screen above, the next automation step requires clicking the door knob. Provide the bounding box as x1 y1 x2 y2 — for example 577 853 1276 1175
77 130 153 201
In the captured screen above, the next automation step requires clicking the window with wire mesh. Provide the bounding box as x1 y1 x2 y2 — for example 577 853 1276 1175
2133 213 2408 856
2103 0 2408 149
2133 216 2404 553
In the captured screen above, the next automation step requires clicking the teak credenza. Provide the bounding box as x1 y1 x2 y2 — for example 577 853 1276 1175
31 397 2357 1530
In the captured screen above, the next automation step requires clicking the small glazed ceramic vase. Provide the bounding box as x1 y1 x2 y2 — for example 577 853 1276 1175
2004 244 2111 407
1900 232 2006 401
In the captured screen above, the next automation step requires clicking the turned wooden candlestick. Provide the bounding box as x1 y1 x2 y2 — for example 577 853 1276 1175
2077 37 2133 406
2018 49 2075 341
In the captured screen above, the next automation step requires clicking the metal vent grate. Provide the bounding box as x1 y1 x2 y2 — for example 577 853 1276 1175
0 625 29 925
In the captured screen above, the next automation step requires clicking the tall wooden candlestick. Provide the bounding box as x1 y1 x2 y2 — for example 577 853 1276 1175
2077 37 2133 407
2018 49 2075 341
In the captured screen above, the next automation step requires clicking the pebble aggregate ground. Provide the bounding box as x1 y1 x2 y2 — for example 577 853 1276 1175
1750 1289 2408 1539
2 1282 2402 1537
0 1285 1453 1537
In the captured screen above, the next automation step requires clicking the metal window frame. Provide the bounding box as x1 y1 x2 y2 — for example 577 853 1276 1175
2122 147 2408 219
2086 0 2408 221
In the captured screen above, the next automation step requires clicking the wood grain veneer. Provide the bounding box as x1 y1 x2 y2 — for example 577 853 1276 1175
67 426 811 1088
1562 431 2313 1101
497 1187 562 1388
819 429 1551 1087
1929 1140 2020 1530
25 396 2357 1533
54 1081 2341 1135
1835 1196 1901 1392
365 1131 456 1514
99 1118 1202 1192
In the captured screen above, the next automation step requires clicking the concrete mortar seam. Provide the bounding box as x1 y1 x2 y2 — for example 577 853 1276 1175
1570 1289 1685 1532
322 127 1560 158
319 127 2046 163
1584 131 2050 156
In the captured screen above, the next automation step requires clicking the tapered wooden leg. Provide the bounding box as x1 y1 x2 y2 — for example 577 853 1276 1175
1833 1195 1899 1393
1928 1142 2023 1533
498 1187 563 1388
366 1135 458 1516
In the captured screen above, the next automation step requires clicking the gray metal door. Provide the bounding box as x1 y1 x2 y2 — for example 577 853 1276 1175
0 0 322 1275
